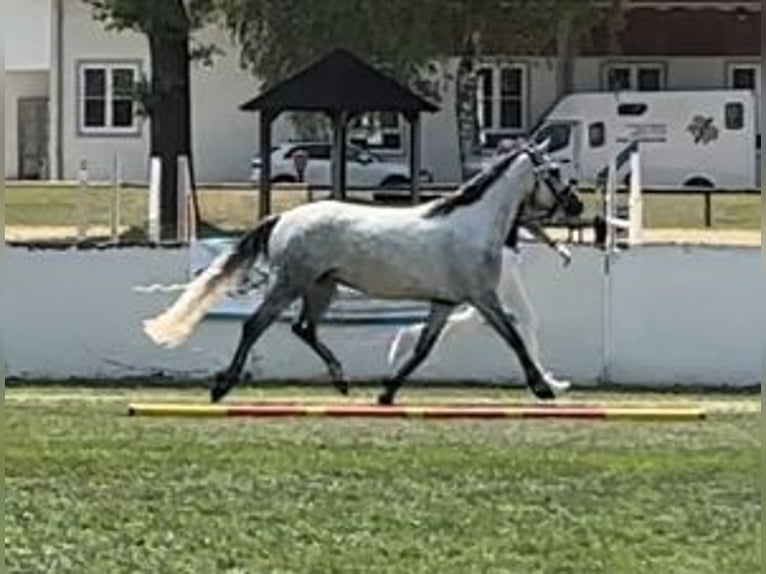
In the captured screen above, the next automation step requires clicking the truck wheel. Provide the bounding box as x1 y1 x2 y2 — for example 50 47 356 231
683 177 714 188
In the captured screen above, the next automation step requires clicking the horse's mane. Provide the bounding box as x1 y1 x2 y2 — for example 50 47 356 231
423 149 524 218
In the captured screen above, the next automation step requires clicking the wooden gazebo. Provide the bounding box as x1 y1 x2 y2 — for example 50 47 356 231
240 49 439 215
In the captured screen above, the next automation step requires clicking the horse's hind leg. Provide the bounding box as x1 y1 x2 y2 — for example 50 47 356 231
211 282 300 403
291 279 348 395
378 301 455 406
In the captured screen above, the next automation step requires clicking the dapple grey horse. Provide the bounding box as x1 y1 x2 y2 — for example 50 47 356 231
143 142 583 405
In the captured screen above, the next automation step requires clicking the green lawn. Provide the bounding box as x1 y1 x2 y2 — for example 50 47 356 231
6 385 761 574
4 185 761 241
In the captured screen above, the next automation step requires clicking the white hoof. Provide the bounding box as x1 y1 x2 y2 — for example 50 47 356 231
543 372 571 397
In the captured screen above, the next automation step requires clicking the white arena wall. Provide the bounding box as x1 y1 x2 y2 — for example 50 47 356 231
3 243 761 388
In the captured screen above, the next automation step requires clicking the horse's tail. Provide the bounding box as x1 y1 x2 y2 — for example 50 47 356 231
143 215 281 348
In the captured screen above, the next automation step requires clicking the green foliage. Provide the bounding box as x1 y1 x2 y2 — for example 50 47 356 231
219 0 441 98
82 0 222 66
82 0 217 35
219 0 598 97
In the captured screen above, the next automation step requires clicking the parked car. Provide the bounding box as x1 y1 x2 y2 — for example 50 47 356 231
250 142 433 188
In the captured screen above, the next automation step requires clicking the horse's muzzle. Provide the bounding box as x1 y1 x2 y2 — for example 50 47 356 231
562 191 584 217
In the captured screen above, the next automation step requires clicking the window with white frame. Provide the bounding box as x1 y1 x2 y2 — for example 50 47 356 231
78 63 140 134
603 63 665 92
476 64 527 147
348 112 403 152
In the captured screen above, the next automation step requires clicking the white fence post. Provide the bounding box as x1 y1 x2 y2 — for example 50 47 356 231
629 150 643 245
110 154 122 243
76 160 88 243
177 155 195 243
605 156 618 252
148 157 161 243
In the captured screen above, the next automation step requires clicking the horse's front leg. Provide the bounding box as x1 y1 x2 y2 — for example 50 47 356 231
471 291 569 400
212 284 300 403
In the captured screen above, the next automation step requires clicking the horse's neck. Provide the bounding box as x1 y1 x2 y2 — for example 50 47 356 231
458 167 527 248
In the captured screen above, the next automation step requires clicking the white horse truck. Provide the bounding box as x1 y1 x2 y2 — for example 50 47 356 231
531 90 758 190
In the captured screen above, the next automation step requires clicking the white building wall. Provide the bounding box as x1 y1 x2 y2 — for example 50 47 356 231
59 1 260 183
410 56 560 182
526 57 560 129
5 0 52 179
8 0 760 185
188 29 260 184
4 71 50 179
420 59 463 183
572 56 760 129
5 0 51 71
60 0 150 182
427 54 763 181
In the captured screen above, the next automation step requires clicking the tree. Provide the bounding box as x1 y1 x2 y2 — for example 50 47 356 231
435 1 599 175
219 0 449 139
84 0 219 240
220 0 600 177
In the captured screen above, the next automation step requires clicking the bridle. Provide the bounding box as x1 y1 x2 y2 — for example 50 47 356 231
520 147 583 220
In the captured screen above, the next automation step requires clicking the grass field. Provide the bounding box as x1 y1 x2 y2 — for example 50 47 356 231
3 185 307 239
4 185 761 242
6 385 761 574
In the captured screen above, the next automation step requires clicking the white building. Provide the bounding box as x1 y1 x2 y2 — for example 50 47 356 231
4 0 761 184
5 0 260 183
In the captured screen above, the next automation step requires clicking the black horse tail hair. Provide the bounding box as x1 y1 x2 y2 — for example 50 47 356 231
143 215 281 348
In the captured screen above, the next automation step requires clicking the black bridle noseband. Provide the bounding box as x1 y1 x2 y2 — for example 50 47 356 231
522 147 583 219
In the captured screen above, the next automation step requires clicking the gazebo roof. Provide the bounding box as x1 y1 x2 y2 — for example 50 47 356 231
240 49 439 114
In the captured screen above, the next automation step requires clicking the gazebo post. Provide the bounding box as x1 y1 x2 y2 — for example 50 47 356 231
258 109 275 217
330 110 348 201
408 112 422 204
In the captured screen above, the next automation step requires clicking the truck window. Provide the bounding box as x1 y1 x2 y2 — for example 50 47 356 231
724 103 744 130
588 122 606 148
534 123 571 153
617 103 648 116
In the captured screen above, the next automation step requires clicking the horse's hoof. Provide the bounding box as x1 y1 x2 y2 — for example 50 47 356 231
210 384 228 403
211 372 235 403
546 375 571 397
529 380 556 401
334 379 350 396
377 392 395 406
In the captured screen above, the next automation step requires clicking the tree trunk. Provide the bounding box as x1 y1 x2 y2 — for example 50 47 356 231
556 11 575 98
148 32 191 241
454 33 481 181
607 0 626 55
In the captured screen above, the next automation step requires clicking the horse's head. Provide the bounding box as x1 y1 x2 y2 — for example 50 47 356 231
425 139 583 220
499 139 583 221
